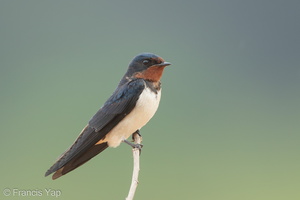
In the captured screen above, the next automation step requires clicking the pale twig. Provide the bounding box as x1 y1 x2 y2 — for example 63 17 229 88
125 132 142 200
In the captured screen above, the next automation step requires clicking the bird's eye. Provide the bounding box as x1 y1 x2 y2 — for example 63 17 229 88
142 59 150 65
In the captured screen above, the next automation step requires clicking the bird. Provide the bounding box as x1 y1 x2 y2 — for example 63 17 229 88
45 53 171 180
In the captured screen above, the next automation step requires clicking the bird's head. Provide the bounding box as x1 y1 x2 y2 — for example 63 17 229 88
124 53 171 83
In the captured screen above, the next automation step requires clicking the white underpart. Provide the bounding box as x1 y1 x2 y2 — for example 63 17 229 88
104 86 161 148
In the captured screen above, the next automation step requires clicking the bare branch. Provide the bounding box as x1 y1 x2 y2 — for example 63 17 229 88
125 132 142 200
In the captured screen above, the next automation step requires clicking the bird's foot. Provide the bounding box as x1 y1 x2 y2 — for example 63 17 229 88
132 129 142 141
123 130 143 154
123 140 143 150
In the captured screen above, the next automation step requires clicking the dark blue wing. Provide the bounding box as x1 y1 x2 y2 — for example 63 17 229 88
45 79 145 179
89 79 145 131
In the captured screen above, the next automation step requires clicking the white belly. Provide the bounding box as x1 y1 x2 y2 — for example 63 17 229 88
104 86 161 147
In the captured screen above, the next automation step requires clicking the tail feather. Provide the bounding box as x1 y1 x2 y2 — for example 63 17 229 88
46 142 108 180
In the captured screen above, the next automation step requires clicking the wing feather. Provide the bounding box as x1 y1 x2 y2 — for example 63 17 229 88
45 79 145 178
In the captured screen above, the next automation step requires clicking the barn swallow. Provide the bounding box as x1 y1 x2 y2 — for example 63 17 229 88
45 53 171 180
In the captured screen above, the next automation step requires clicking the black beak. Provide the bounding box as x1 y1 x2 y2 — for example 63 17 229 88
157 62 171 67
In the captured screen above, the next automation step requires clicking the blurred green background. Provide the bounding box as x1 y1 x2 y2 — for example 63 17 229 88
1 0 299 199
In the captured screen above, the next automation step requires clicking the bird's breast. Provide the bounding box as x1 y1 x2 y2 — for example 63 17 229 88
104 86 161 147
